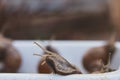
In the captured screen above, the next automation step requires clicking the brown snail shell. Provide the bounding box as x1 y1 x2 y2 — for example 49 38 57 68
82 33 116 73
0 34 21 73
38 45 59 73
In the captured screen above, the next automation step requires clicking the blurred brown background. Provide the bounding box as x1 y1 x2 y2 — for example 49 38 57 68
0 0 120 40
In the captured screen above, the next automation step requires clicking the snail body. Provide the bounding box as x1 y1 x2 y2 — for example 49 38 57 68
45 53 81 75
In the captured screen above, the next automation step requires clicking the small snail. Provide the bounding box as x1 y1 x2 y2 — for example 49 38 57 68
0 34 21 72
82 33 116 73
34 42 81 75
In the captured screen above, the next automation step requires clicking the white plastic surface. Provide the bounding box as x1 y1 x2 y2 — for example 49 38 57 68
0 40 120 80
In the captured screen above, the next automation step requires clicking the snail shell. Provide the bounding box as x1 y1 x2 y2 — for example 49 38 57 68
38 45 59 73
0 34 21 73
83 33 116 73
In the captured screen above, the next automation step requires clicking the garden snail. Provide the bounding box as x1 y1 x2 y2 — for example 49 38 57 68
34 42 81 75
0 34 21 72
82 33 116 73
